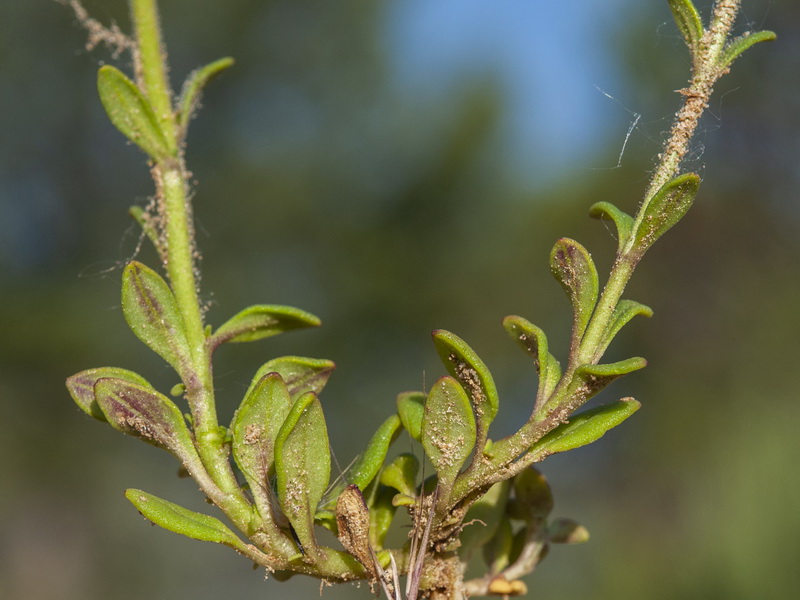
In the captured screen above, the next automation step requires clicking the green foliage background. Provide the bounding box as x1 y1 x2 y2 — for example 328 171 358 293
2 0 798 598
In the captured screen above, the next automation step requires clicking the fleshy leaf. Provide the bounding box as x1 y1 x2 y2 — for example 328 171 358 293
502 316 562 402
230 372 293 527
176 57 235 135
632 173 699 257
578 357 647 379
97 65 171 160
719 30 776 70
397 391 426 440
125 489 247 550
366 484 397 549
379 453 420 498
482 517 514 575
548 518 590 544
321 415 402 509
588 201 634 253
313 547 367 576
249 356 335 401
121 261 192 377
531 398 641 457
66 367 152 421
512 467 553 521
597 299 653 355
274 392 330 560
550 238 599 344
544 357 646 415
341 415 402 492
459 480 509 558
421 376 477 491
93 378 202 470
210 304 321 349
508 527 531 569
432 330 499 444
667 0 704 57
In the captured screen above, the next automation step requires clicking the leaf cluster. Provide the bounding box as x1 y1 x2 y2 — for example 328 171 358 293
64 1 773 598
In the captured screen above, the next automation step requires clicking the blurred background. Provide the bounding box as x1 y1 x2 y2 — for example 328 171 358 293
2 0 798 598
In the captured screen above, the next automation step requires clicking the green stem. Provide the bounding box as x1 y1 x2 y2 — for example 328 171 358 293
577 255 636 365
454 0 747 515
130 0 177 155
129 0 251 525
586 0 743 356
626 0 740 254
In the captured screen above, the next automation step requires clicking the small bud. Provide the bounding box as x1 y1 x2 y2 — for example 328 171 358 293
336 485 378 579
513 467 554 520
487 577 528 596
548 518 590 544
550 238 599 343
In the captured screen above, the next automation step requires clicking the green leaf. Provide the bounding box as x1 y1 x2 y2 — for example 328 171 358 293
667 0 704 57
392 493 416 507
321 415 402 510
230 372 293 526
597 299 653 355
312 547 367 576
121 261 192 377
341 414 402 492
588 201 635 254
512 467 553 521
541 357 645 417
502 316 562 402
249 356 335 401
176 57 235 134
93 378 200 467
125 488 247 550
531 398 641 457
274 391 331 560
632 173 699 256
548 518 589 544
66 367 153 421
397 391 426 440
421 376 477 490
508 526 531 569
550 238 599 344
459 480 510 558
379 453 420 498
578 357 647 379
432 330 499 443
365 484 397 549
97 65 172 161
210 304 321 349
719 30 776 70
482 517 513 574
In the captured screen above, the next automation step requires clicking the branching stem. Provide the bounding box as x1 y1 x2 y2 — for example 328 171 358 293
585 0 743 358
451 0 747 519
64 0 770 596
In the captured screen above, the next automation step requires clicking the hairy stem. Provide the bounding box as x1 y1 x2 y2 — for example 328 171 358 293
130 0 177 152
584 0 743 357
452 0 747 519
130 0 251 524
630 0 741 247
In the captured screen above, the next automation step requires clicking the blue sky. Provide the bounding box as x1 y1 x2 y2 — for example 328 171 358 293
385 0 651 182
